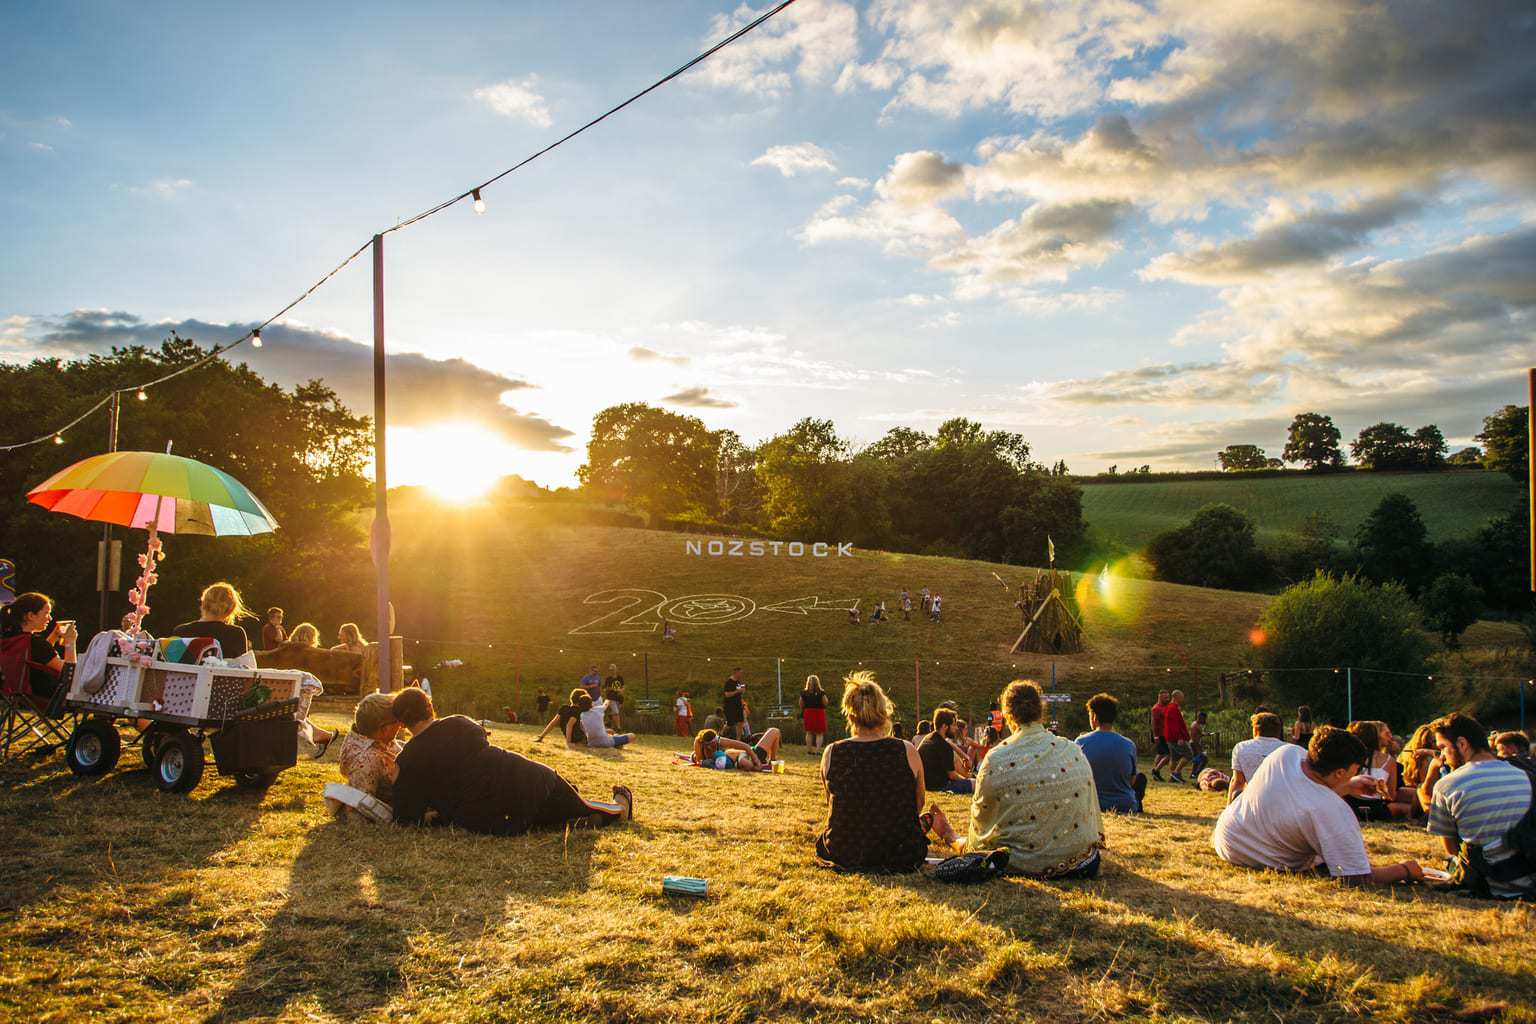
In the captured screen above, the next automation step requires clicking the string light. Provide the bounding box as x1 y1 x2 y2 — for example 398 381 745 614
52 433 63 445
250 329 262 348
136 389 148 401
472 189 485 214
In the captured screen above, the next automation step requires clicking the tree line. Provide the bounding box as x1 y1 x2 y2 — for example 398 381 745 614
1213 406 1526 472
577 403 1086 566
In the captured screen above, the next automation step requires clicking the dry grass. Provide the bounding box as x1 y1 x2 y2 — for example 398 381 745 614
4 713 1535 1023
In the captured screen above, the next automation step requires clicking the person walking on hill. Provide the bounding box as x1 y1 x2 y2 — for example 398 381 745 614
900 589 912 621
930 594 943 623
1150 691 1172 781
920 587 931 617
1165 690 1192 783
674 690 693 737
722 668 747 741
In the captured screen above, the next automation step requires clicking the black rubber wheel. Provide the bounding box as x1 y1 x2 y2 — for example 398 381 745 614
140 724 168 770
153 731 205 793
66 718 121 777
233 768 281 789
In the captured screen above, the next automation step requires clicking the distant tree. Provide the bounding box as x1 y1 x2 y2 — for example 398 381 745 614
1447 446 1482 466
1146 503 1271 590
1256 573 1433 727
712 428 759 522
1264 458 1284 469
1420 572 1484 648
1283 412 1345 470
1275 511 1343 584
1469 493 1533 615
1350 422 1418 470
1354 493 1433 594
863 426 931 462
577 403 719 525
1475 404 1529 481
1136 464 1151 475
1051 459 1070 476
1217 444 1269 471
1106 464 1118 476
1411 424 1448 470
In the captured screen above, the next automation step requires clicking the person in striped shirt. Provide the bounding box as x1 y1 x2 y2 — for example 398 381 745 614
1424 712 1536 899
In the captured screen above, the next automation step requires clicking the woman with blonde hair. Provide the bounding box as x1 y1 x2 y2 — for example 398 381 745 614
968 679 1103 879
814 671 943 872
331 622 366 655
288 622 321 647
800 674 828 755
174 583 336 757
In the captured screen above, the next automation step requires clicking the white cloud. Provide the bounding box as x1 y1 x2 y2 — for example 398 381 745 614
472 76 553 128
130 179 193 198
696 0 859 97
51 116 72 129
751 142 836 177
27 141 52 152
836 176 871 189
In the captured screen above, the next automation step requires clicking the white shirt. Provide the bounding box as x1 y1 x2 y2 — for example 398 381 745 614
1230 736 1287 781
675 696 690 715
581 700 614 747
1212 743 1371 877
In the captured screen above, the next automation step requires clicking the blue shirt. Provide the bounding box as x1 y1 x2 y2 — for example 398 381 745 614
1076 729 1140 812
1429 758 1532 873
580 672 601 699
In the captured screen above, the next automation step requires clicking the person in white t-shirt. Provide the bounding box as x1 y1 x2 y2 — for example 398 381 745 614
1213 726 1424 885
674 690 693 737
578 693 636 749
1228 711 1289 804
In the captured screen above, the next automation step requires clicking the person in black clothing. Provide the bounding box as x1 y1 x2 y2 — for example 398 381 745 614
917 707 974 794
536 689 551 716
533 688 590 747
391 687 631 834
722 668 747 741
0 592 77 698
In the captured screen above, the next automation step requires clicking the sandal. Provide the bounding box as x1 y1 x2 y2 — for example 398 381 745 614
612 785 634 821
311 728 341 760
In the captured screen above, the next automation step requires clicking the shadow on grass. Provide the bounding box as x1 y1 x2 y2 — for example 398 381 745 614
206 814 612 1022
0 759 266 915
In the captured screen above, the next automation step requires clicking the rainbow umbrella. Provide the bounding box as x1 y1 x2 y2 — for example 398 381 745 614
27 450 278 536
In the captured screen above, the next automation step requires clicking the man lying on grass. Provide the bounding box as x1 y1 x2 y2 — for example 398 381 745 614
390 687 633 835
1212 725 1423 885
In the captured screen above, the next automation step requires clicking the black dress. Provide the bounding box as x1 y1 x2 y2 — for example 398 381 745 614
815 737 928 873
172 620 250 658
392 716 607 835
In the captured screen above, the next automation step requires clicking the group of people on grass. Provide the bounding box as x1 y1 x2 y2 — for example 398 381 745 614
258 606 369 657
849 587 943 626
323 657 1534 899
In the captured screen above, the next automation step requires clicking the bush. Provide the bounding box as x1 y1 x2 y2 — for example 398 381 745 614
1420 572 1483 647
1146 503 1272 590
1255 573 1433 729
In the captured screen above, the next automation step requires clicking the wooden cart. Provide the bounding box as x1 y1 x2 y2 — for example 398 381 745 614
62 656 310 793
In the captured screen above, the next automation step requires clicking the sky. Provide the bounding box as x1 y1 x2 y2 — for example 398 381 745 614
3 0 1533 491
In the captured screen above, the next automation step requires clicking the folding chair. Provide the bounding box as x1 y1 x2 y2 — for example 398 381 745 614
0 632 77 763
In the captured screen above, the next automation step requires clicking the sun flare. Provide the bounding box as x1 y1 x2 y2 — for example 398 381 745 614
386 423 517 503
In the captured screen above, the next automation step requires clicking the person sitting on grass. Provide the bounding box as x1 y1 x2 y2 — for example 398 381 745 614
813 672 932 872
1212 726 1424 885
703 706 725 733
1398 723 1441 814
1228 712 1288 804
533 688 588 747
967 679 1104 879
1344 720 1414 821
1075 692 1145 814
334 692 403 809
691 726 783 770
390 687 631 834
917 707 975 795
1190 711 1209 773
579 691 636 749
1422 712 1535 900
1494 730 1534 767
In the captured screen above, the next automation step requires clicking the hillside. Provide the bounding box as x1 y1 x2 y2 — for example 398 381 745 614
1081 470 1519 551
385 509 1271 725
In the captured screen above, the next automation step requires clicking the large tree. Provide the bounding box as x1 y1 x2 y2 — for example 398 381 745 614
1475 404 1529 481
1350 422 1418 470
1353 492 1433 594
1146 504 1271 590
1283 412 1345 469
1411 424 1448 470
577 403 720 525
1217 444 1269 471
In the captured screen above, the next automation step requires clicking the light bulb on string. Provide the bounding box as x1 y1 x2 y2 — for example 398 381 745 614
472 189 485 214
251 329 262 348
52 433 63 445
136 389 148 401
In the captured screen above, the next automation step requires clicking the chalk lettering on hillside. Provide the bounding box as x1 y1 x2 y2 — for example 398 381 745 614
759 596 860 615
568 590 852 634
568 589 668 635
661 594 756 625
683 539 854 558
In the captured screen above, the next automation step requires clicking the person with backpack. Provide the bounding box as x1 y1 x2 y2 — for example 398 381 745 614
1423 712 1536 900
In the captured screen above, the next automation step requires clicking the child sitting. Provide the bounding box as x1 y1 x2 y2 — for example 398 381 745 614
330 692 403 818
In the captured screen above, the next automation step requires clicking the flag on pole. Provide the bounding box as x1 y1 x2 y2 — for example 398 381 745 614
1047 536 1055 565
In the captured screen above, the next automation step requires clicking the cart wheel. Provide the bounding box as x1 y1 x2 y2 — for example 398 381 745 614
234 769 281 789
140 724 167 770
66 718 122 777
154 731 205 793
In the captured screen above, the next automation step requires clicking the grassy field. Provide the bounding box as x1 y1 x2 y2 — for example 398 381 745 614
1081 471 1520 551
384 508 1273 725
3 713 1534 1023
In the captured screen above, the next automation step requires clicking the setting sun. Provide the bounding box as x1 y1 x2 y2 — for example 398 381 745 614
387 423 518 502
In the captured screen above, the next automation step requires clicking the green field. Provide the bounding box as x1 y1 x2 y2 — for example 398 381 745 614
1081 470 1520 551
4 716 1534 1023
379 507 1524 729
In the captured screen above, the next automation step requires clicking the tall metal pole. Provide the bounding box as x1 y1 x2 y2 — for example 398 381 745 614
1346 667 1353 723
1527 368 1534 594
98 390 121 632
371 234 393 692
